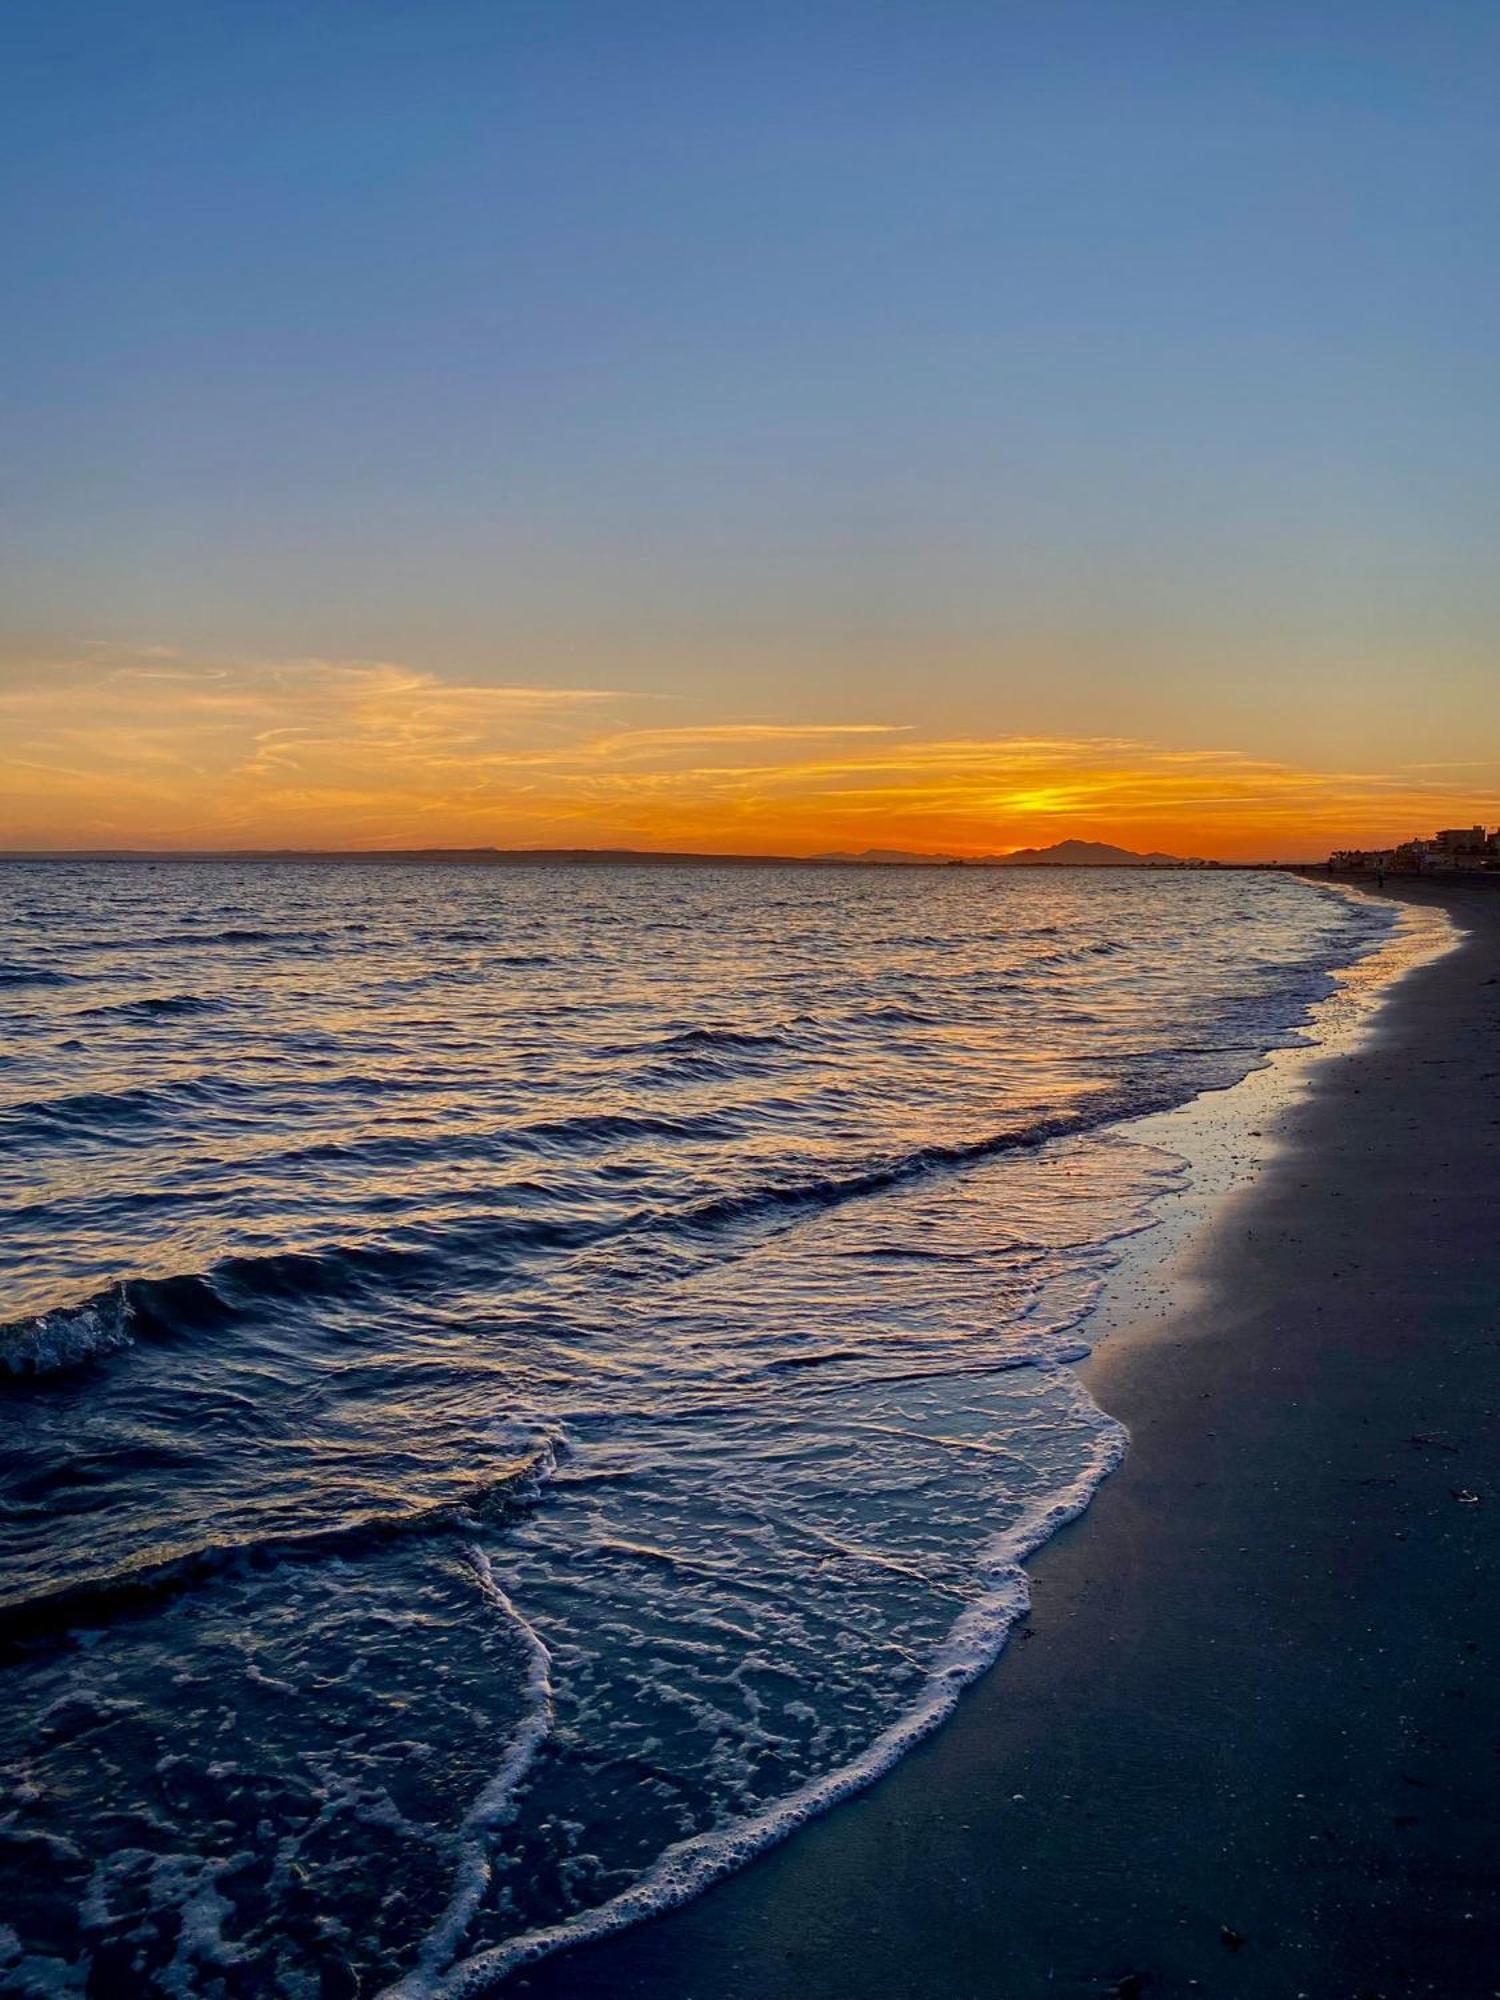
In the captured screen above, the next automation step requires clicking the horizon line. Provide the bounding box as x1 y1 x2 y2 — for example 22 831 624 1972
0 842 1309 868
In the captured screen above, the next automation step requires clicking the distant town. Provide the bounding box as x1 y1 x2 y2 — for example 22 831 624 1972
1329 824 1500 876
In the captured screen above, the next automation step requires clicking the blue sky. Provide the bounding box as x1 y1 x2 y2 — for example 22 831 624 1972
2 1 1497 848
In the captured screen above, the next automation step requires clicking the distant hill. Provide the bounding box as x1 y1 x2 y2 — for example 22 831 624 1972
992 839 1181 867
0 846 827 868
811 848 963 865
3 839 1189 868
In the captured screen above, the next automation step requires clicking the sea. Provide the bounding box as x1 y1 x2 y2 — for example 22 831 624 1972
0 860 1397 1997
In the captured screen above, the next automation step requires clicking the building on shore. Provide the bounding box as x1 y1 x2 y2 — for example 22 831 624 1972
1329 825 1500 875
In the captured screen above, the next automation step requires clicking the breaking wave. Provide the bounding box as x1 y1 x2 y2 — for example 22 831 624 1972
0 1290 135 1380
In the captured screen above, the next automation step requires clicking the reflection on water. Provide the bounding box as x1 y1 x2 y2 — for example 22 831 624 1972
0 862 1390 1995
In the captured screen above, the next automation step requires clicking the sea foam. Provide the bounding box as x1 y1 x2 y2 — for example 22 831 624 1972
385 1376 1126 1998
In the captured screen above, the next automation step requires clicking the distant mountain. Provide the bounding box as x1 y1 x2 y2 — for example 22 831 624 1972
993 839 1181 867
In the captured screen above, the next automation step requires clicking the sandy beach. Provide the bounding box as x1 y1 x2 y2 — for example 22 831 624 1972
517 877 1500 2000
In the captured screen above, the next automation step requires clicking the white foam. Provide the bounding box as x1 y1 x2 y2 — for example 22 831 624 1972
386 1372 1125 1998
379 1547 555 1999
79 1847 254 1998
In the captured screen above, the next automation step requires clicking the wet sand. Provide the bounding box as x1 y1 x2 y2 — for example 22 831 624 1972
519 877 1500 2000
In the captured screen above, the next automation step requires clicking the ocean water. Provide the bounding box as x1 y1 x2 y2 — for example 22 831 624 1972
0 861 1394 1997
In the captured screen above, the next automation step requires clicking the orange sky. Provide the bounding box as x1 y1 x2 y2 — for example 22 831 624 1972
2 649 1495 861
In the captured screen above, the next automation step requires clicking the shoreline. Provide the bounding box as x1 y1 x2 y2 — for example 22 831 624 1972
514 876 1500 2000
1075 874 1460 1357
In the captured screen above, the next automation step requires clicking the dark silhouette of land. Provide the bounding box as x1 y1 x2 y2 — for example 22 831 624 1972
0 840 1211 868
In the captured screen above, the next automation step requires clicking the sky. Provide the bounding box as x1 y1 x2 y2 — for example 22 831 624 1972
2 1 1496 857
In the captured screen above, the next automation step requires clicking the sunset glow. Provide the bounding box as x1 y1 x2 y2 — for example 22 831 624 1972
4 5 1497 860
3 648 1494 861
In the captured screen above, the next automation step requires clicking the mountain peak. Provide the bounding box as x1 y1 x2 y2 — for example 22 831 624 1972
994 839 1181 867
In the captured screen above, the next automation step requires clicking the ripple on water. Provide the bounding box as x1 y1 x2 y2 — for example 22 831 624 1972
0 860 1398 1993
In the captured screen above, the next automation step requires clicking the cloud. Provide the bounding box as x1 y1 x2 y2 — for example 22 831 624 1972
0 647 1494 858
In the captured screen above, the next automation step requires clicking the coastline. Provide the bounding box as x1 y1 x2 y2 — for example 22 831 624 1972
513 876 1500 2000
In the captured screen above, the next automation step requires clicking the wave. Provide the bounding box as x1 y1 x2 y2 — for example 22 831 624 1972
600 1024 800 1080
0 1075 253 1140
53 926 322 956
0 1438 560 1649
666 1103 1128 1239
2 1064 513 1142
251 1107 740 1180
0 1271 248 1383
0 962 74 989
78 993 224 1022
1 1090 1174 1390
0 1291 136 1379
847 1002 950 1026
0 1232 565 1390
381 1383 1127 1998
517 1107 743 1152
654 1025 791 1054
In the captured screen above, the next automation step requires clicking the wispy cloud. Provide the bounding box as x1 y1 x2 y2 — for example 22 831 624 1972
0 647 1494 858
